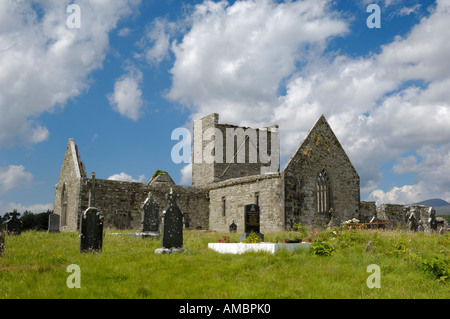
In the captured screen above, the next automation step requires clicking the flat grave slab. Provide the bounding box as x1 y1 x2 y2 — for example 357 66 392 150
208 242 311 255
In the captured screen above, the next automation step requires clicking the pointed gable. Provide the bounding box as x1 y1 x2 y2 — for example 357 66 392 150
283 114 360 229
284 115 357 176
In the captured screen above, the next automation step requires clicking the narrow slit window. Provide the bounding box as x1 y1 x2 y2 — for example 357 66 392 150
222 196 226 217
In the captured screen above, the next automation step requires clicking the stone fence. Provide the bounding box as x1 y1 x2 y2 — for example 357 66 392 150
358 201 449 233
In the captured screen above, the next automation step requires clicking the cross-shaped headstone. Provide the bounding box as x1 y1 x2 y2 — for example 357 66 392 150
79 172 103 253
86 172 96 208
6 211 22 235
229 220 237 233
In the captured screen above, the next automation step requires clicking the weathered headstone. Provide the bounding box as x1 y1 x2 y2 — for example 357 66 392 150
79 208 103 253
155 188 185 254
428 208 438 231
418 220 424 232
0 228 5 257
6 211 22 235
240 204 264 242
79 172 104 253
141 195 160 237
363 240 372 253
229 220 237 233
47 214 60 233
408 213 418 232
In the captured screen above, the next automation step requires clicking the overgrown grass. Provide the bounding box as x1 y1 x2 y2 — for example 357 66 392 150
0 229 448 299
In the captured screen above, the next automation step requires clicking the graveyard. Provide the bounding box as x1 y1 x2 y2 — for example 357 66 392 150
0 225 449 299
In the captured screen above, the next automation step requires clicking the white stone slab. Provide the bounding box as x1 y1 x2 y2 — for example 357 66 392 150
208 242 311 254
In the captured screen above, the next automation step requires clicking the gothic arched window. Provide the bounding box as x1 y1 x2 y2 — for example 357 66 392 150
316 170 332 213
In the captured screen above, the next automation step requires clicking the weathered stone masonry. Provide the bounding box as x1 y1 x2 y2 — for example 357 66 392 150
54 113 374 233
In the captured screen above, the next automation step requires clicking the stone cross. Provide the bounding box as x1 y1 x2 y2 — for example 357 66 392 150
160 188 184 249
229 220 237 233
6 211 22 235
87 172 96 208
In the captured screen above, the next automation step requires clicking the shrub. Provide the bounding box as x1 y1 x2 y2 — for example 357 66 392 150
414 254 450 282
293 222 308 237
310 241 336 256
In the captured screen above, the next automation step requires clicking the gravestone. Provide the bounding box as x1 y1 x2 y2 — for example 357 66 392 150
408 213 418 232
141 195 161 238
229 220 237 233
6 211 22 235
47 214 60 233
79 208 104 253
240 204 264 242
155 188 185 254
428 208 438 231
79 172 104 253
0 228 4 257
418 220 424 232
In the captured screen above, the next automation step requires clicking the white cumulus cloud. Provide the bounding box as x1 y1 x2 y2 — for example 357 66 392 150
0 165 33 194
108 172 146 183
158 0 450 202
107 68 145 121
0 0 140 147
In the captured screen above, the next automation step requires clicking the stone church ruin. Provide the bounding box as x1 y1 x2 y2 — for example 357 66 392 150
53 113 448 234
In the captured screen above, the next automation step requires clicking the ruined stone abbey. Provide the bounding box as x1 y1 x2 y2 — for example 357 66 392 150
53 113 448 233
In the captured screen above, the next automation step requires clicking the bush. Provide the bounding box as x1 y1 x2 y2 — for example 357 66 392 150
414 254 450 282
310 241 336 256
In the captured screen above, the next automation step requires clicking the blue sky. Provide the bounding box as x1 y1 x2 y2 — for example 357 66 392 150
1 0 450 215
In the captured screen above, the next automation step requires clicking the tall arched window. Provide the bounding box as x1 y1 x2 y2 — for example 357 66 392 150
61 183 68 227
316 170 332 213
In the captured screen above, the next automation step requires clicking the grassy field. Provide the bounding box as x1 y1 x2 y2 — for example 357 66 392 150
0 229 449 299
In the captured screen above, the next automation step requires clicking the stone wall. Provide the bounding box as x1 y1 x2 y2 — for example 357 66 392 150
377 204 407 229
78 178 210 231
359 201 377 222
143 184 209 231
208 173 284 233
284 115 360 229
79 178 149 230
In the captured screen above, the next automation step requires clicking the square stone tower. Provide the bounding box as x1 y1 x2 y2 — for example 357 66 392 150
192 113 279 186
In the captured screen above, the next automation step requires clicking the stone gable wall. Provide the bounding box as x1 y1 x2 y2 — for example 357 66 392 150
53 139 84 232
284 116 360 229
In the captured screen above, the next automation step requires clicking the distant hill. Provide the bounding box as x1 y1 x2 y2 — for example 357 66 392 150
435 206 450 216
408 198 450 215
411 198 450 207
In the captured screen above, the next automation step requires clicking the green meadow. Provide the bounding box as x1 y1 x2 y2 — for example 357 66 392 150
0 229 449 299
